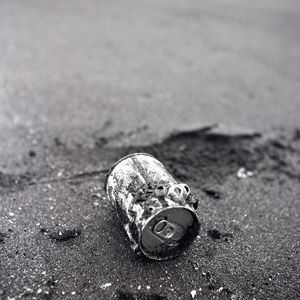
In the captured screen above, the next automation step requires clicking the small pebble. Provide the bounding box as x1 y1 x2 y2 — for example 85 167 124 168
37 288 42 294
92 193 102 199
71 291 76 295
100 283 112 290
29 150 36 157
237 167 254 179
191 290 197 298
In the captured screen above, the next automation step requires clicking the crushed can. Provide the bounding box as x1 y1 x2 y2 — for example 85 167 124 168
105 153 200 260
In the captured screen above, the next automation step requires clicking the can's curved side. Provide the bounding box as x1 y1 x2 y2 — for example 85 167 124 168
104 153 156 194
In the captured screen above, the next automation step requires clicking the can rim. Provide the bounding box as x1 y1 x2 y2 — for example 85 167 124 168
104 152 155 193
139 205 200 260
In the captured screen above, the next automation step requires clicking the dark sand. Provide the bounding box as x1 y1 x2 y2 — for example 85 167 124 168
1 127 299 299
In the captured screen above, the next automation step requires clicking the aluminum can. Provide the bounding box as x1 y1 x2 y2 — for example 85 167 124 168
105 153 200 260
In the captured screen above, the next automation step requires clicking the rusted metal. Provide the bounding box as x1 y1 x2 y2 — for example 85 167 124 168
105 153 200 260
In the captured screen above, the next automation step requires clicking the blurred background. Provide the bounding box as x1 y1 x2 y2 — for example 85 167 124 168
0 0 300 168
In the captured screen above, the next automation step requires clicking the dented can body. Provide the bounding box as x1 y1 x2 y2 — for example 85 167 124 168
105 153 200 260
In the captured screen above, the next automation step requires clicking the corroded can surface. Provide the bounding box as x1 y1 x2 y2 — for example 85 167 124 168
105 153 200 260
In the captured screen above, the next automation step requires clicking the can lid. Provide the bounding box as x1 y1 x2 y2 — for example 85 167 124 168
140 207 200 260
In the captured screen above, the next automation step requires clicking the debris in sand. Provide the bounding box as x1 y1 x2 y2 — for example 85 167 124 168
57 170 63 178
105 153 200 260
237 167 254 179
24 287 33 293
49 228 81 241
91 192 102 199
202 187 222 200
191 289 197 298
100 283 112 290
207 229 233 242
0 232 8 243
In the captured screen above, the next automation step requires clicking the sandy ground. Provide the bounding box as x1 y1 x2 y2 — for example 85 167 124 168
0 1 300 299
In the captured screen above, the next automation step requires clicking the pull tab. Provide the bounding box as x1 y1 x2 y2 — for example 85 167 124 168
153 220 185 240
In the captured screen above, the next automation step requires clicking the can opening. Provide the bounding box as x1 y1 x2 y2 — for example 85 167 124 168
140 207 200 260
